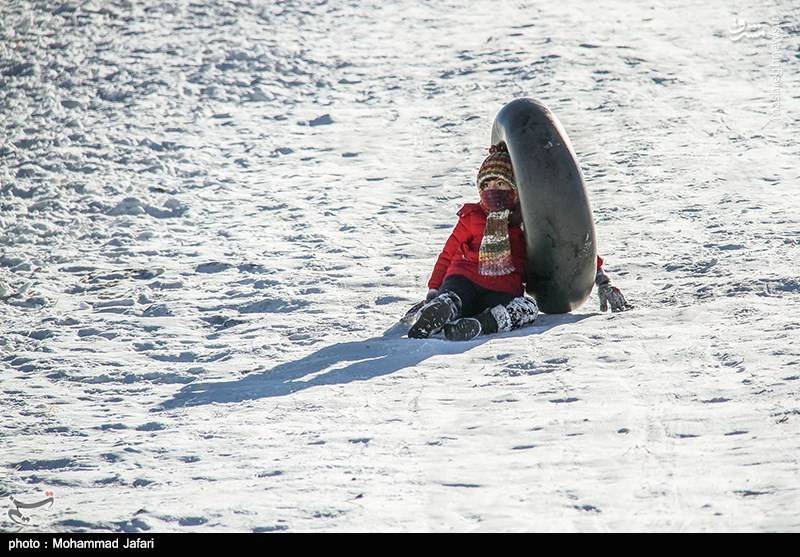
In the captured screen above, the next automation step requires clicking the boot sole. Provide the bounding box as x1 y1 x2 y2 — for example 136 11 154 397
443 318 482 341
408 300 454 338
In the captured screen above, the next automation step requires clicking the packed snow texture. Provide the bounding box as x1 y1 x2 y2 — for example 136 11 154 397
1 0 799 532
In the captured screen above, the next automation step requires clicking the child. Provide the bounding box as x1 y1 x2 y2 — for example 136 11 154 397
409 143 630 341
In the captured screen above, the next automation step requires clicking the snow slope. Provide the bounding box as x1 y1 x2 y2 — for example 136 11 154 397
1 0 798 532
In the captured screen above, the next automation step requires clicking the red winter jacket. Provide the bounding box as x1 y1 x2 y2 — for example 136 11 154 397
428 203 605 296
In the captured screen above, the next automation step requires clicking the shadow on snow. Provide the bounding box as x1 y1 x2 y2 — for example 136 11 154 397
155 312 595 410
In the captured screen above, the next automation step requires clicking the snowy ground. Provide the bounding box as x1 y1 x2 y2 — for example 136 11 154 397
1 0 799 532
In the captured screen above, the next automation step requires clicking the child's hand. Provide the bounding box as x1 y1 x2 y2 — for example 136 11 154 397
596 278 632 313
426 288 439 301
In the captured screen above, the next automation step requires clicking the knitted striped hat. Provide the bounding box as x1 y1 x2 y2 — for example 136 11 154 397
477 143 516 191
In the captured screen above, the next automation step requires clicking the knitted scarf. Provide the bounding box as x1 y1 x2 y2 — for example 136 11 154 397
478 188 516 276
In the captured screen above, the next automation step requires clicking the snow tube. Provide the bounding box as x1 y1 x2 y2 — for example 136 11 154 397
490 98 596 314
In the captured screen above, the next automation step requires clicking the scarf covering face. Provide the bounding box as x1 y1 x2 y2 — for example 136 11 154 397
478 188 517 276
476 143 518 277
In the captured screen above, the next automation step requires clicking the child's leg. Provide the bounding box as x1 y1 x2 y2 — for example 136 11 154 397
408 275 479 338
444 294 538 340
480 296 539 333
437 274 481 317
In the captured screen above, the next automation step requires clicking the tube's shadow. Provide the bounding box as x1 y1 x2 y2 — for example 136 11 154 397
155 313 595 410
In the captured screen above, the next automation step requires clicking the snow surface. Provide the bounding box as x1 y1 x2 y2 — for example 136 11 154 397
1 0 799 532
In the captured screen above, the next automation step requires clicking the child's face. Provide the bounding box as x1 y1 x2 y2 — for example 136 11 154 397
480 178 518 205
480 178 515 192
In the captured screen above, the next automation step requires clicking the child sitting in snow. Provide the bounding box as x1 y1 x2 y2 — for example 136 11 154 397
409 142 630 341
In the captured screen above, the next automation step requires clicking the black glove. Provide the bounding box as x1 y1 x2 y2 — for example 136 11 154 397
596 272 632 313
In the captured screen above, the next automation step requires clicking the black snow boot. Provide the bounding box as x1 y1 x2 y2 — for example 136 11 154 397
408 292 462 339
443 317 482 341
443 307 499 341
